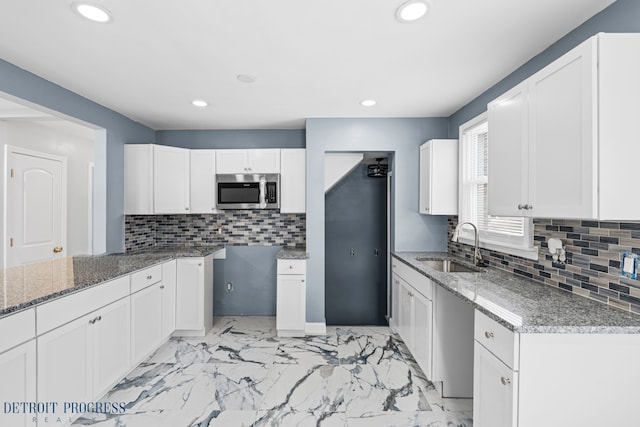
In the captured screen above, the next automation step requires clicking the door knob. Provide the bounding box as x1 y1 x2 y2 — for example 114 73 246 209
53 247 63 253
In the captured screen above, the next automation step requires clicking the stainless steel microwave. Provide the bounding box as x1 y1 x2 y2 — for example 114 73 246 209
216 174 280 210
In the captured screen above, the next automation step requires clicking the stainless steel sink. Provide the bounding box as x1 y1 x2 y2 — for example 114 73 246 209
416 258 480 273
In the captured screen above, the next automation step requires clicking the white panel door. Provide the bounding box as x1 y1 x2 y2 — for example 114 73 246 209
473 342 518 427
93 297 131 398
7 149 65 267
528 38 597 219
487 81 528 217
0 340 36 427
190 150 216 213
175 258 204 331
131 283 163 366
153 145 190 213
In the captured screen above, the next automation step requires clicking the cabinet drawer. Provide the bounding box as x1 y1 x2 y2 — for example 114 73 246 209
0 309 36 353
474 310 519 370
37 276 130 335
130 264 163 293
392 257 432 300
277 259 306 275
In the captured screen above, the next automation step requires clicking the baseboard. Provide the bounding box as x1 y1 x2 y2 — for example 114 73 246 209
305 322 327 335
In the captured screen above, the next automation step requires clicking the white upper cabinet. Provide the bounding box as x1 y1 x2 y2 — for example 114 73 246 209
190 150 216 213
124 144 191 215
280 149 306 213
488 82 529 217
124 145 154 215
488 33 640 220
153 145 191 214
419 139 458 215
216 149 281 174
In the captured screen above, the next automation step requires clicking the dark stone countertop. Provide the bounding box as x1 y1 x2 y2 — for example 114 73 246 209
393 251 640 334
277 247 309 260
0 245 224 319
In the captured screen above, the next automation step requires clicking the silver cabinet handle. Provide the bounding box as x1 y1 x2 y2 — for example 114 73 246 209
501 377 511 385
147 275 152 280
484 331 494 339
160 285 165 289
517 204 524 210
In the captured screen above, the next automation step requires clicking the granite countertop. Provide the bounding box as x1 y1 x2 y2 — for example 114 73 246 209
393 251 640 334
278 247 309 260
0 245 225 319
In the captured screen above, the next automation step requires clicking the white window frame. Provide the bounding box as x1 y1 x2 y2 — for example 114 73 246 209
458 112 538 261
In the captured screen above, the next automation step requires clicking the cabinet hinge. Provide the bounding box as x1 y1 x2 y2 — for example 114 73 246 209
10 237 14 247
10 168 14 178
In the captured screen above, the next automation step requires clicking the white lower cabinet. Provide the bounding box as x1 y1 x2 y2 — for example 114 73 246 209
161 260 177 340
38 296 131 426
412 290 433 379
131 282 163 366
276 259 307 337
473 341 518 427
0 340 36 427
175 255 214 336
391 259 434 380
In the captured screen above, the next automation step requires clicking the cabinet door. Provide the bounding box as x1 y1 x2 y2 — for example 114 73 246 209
398 280 413 349
93 297 131 398
175 258 204 331
153 145 191 213
161 260 177 340
124 145 154 214
528 38 597 219
276 275 306 332
131 283 163 366
190 150 216 213
473 342 518 427
488 81 529 217
280 149 306 213
391 273 402 332
216 150 248 173
0 340 36 427
248 149 281 173
412 290 433 379
38 313 93 425
419 142 432 214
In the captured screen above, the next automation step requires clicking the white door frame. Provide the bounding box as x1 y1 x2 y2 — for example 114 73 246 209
4 145 67 267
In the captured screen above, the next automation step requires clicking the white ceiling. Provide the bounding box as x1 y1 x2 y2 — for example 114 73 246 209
0 0 615 130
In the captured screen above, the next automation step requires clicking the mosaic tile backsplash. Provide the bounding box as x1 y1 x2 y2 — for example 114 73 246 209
125 211 306 251
448 216 640 315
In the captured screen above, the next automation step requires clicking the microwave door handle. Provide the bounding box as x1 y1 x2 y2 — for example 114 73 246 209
259 177 267 209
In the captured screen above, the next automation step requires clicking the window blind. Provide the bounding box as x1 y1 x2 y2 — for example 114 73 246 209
463 121 524 238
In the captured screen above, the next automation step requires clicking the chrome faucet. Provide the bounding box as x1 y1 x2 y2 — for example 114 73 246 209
451 221 484 267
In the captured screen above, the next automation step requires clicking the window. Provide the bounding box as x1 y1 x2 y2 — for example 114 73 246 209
458 113 538 260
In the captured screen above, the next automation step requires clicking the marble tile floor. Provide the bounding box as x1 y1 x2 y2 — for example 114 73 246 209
73 317 472 427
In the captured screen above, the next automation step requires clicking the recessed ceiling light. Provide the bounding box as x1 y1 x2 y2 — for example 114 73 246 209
237 74 256 84
396 0 430 23
72 2 113 23
361 99 377 107
192 100 208 107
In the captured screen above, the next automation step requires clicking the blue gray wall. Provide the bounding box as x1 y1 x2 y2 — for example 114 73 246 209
305 118 449 323
156 129 305 149
0 59 155 253
448 0 640 137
